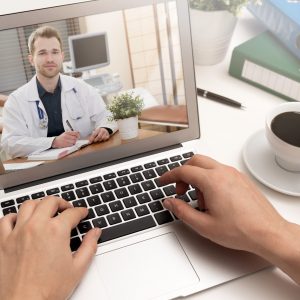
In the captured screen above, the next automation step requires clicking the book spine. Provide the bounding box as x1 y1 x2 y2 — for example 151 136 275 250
229 48 300 102
248 1 300 60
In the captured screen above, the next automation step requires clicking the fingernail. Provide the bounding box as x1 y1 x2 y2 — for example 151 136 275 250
93 228 101 239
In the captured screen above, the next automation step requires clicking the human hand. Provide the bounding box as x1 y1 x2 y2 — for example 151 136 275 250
0 197 101 300
160 154 287 254
89 128 110 143
52 131 80 148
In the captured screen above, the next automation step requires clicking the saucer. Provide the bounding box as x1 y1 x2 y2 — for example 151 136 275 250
243 129 300 197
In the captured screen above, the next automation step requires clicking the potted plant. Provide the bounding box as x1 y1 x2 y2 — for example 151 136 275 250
189 0 260 65
107 92 144 140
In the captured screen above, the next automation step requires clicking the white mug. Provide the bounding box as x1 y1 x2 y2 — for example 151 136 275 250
265 102 300 172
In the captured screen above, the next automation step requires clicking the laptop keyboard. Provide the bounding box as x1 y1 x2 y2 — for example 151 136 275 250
1 151 198 251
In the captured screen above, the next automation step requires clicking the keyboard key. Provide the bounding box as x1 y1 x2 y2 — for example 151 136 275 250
109 200 124 212
157 158 169 165
107 213 122 225
155 166 168 176
75 187 90 198
83 208 95 220
93 217 108 229
176 194 190 202
61 184 74 192
70 237 81 252
170 155 182 162
71 228 78 238
123 197 138 208
121 209 136 221
103 180 117 191
154 210 174 225
98 216 156 243
101 191 115 203
16 195 30 204
115 188 129 199
3 206 17 215
136 193 151 204
143 169 156 180
78 221 92 234
188 189 197 200
128 184 142 195
150 189 164 200
163 185 176 196
72 199 87 207
180 159 189 165
75 180 89 188
183 152 194 158
130 173 143 183
31 192 45 199
135 205 150 217
90 176 103 184
117 169 130 176
95 204 110 216
61 191 76 201
87 195 101 207
103 173 116 180
154 178 164 187
144 162 156 169
149 201 164 212
46 188 60 195
141 180 155 191
168 162 180 170
1 200 15 208
89 183 104 194
131 165 143 172
116 176 131 187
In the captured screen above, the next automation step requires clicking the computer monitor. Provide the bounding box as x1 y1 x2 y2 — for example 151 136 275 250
68 31 110 73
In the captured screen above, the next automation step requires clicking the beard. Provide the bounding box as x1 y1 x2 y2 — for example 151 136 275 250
37 64 61 79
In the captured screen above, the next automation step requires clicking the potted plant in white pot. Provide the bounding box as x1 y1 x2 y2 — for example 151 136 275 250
189 0 260 65
107 92 144 140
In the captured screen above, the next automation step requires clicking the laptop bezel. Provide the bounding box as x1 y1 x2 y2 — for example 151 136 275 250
0 0 200 189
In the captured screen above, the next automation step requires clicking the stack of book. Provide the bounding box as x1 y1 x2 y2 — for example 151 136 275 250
228 0 300 102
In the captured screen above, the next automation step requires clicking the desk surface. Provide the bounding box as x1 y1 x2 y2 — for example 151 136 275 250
186 9 300 300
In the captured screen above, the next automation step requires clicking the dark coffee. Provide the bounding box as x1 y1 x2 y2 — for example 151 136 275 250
271 111 300 147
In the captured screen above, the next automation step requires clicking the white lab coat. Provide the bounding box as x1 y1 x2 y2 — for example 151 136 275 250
1 74 117 158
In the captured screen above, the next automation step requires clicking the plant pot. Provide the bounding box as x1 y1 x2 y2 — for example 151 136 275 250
117 116 139 140
190 9 237 65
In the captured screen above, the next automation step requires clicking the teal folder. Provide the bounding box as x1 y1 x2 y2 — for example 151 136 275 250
229 31 300 102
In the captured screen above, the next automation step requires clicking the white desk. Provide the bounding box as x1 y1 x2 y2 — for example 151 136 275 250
186 9 300 300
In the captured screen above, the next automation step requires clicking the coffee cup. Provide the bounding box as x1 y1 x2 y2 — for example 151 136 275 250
265 102 300 172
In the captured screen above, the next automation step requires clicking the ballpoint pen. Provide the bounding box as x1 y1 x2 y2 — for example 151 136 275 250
66 120 74 131
197 88 246 109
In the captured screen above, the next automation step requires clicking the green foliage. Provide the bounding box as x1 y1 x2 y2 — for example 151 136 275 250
107 92 144 121
189 0 261 16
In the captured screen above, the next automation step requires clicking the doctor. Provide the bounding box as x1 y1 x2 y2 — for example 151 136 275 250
1 26 117 159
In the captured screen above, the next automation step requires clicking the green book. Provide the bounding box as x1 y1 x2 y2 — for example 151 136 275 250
229 31 300 102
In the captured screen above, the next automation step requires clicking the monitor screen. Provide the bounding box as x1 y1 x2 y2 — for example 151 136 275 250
69 32 110 72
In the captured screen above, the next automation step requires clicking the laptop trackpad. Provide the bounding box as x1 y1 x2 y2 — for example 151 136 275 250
95 232 199 300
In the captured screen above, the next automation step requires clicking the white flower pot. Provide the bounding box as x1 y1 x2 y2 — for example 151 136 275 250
190 9 237 65
117 116 138 140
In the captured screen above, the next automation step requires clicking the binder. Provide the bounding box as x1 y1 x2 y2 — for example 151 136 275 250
248 0 300 60
229 31 300 102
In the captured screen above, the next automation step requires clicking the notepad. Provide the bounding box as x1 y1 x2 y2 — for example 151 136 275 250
27 140 90 161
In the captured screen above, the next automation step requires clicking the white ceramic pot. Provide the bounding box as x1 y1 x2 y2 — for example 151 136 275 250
190 9 237 65
117 116 139 140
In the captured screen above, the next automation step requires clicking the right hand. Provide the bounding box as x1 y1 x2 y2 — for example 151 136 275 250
160 154 287 254
52 131 80 148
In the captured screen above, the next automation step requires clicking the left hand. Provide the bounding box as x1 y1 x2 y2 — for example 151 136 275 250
89 128 110 143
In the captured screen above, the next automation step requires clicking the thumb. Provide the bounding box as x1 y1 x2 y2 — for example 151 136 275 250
163 198 212 237
72 228 101 283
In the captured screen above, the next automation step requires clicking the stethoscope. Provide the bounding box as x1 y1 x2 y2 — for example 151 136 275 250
35 88 79 129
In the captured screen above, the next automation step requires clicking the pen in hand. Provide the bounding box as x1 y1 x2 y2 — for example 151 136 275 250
66 120 74 131
197 88 246 109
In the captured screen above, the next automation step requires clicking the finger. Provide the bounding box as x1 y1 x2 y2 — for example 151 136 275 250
163 198 212 236
0 213 17 242
175 181 189 195
32 196 72 220
160 165 209 189
14 200 39 228
186 155 219 169
72 228 101 283
55 207 88 231
65 131 80 137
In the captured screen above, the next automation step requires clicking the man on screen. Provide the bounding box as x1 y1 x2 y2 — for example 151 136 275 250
1 26 117 159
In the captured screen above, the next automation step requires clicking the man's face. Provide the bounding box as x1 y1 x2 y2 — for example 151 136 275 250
29 37 64 79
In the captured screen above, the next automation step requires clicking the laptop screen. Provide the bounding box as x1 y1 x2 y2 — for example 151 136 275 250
0 0 199 189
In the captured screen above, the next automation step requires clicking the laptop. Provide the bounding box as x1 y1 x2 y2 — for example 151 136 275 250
0 0 269 299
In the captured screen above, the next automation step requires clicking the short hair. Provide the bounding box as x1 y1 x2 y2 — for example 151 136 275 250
28 26 63 55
